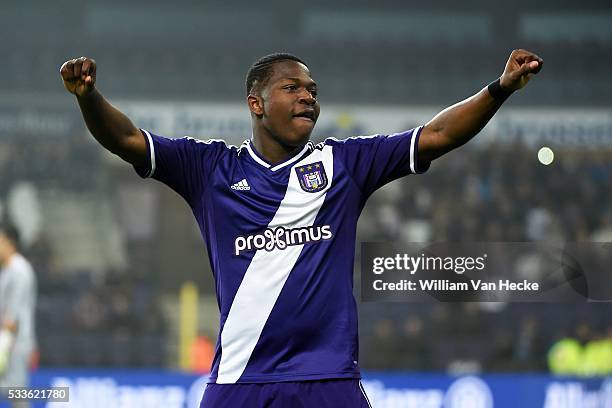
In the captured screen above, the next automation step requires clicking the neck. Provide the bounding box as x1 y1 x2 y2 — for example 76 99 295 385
252 128 305 165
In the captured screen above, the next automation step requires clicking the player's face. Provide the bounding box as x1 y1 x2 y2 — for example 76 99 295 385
259 61 320 147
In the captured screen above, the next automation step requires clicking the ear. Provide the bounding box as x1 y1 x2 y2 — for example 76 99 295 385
247 94 264 117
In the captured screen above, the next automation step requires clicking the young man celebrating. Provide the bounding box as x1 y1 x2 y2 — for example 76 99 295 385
60 49 542 407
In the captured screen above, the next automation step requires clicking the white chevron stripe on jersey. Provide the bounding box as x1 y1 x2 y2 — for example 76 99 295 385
216 145 334 384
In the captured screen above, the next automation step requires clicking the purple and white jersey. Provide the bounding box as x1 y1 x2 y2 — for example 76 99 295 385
134 127 428 383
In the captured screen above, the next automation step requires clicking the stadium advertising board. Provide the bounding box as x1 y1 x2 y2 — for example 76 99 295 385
6 370 609 408
2 102 609 150
116 101 612 149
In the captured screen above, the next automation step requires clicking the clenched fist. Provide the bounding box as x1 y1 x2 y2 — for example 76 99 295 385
60 57 96 97
500 49 544 92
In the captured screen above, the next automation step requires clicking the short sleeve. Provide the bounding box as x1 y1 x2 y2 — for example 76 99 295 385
331 126 430 197
133 129 226 205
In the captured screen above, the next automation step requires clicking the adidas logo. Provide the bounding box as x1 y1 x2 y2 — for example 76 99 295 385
231 179 250 191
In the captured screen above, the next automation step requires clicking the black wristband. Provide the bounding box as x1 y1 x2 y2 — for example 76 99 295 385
487 78 513 103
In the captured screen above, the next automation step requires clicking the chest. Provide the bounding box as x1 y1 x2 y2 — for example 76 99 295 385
207 146 346 230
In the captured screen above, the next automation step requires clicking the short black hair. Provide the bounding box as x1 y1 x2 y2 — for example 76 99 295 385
0 222 20 249
245 53 307 96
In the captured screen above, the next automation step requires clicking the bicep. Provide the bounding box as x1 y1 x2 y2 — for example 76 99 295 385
117 128 149 167
418 123 453 164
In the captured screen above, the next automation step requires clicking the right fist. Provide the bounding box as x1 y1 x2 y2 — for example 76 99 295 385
60 57 96 97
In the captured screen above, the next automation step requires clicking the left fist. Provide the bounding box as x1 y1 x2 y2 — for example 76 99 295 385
500 49 543 92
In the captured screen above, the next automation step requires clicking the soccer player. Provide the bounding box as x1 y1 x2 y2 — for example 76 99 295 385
60 49 542 407
0 223 37 408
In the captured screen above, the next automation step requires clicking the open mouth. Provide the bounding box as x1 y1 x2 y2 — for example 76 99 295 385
293 110 316 122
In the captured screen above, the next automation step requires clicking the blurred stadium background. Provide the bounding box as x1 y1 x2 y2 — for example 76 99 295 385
0 0 611 407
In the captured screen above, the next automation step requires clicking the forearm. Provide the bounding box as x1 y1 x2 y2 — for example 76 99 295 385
76 87 141 158
419 50 542 163
426 85 501 153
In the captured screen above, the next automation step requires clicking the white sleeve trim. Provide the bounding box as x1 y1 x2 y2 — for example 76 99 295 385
141 129 156 178
409 125 423 174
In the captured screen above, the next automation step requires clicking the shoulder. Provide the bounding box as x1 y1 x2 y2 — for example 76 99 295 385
320 128 421 151
177 137 242 161
318 135 384 154
181 136 237 151
7 254 35 283
146 131 237 153
321 134 382 147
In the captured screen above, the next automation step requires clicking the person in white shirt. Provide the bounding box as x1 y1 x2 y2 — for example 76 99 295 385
0 223 37 408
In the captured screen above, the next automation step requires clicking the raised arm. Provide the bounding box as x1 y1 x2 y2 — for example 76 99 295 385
418 49 543 164
59 57 147 166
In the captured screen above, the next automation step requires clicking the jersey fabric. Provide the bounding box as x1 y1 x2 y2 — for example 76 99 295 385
134 127 428 384
0 253 37 388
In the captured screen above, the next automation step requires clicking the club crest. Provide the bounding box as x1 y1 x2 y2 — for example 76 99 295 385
295 161 328 193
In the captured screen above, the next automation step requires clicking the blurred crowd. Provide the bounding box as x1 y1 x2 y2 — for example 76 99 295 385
0 133 100 194
0 132 167 367
37 270 166 367
360 141 612 244
358 141 612 374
